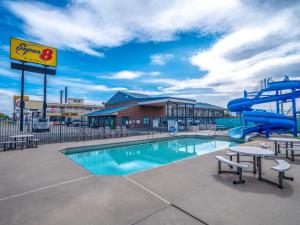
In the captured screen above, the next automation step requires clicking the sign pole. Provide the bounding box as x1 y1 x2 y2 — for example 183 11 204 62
20 61 25 132
43 66 48 119
10 37 57 123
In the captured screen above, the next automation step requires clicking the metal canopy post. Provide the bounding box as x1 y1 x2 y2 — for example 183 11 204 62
176 104 179 123
184 104 187 129
20 62 25 131
192 104 195 125
166 101 169 121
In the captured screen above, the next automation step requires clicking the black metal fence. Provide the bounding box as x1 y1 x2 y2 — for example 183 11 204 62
0 116 218 145
0 117 165 145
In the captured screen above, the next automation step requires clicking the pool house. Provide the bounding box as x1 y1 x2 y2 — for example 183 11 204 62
86 91 226 129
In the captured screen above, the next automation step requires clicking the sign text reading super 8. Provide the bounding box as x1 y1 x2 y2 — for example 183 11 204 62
10 38 57 67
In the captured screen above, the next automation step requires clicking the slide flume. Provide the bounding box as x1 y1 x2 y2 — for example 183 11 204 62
227 78 300 139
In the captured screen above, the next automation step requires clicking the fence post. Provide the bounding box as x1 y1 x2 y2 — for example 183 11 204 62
59 123 62 143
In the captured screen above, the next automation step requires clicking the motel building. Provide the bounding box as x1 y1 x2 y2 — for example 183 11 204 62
86 91 226 130
13 96 103 123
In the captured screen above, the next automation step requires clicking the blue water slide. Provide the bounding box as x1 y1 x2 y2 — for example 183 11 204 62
227 91 300 113
227 111 295 139
243 111 295 128
228 125 262 139
267 80 300 91
227 78 300 139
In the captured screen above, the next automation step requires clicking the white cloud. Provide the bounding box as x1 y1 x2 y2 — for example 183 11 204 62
47 76 127 93
99 70 160 80
111 70 141 79
0 89 18 115
0 61 127 99
148 71 160 76
4 0 300 108
6 0 240 56
137 1 300 106
188 7 300 95
92 84 127 92
150 53 174 65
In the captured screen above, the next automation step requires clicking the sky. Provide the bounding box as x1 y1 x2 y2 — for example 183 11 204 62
1 0 300 114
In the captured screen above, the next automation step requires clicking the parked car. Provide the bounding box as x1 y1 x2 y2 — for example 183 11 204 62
72 119 82 127
65 119 71 127
32 118 50 132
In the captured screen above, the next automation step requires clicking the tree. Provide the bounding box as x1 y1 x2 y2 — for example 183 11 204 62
0 112 9 119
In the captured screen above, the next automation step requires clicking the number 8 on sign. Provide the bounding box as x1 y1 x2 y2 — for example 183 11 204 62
40 49 53 61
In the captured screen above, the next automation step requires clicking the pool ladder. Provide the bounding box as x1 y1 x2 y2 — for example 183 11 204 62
148 130 155 140
209 125 217 136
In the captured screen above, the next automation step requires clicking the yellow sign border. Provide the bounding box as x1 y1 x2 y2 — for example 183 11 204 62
10 37 57 67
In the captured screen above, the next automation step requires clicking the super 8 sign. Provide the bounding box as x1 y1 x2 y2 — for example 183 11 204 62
10 38 57 67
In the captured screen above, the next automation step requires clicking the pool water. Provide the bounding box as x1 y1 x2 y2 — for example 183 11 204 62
65 137 239 175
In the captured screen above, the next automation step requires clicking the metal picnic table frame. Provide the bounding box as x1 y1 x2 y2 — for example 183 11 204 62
10 134 34 149
269 137 300 161
229 146 274 183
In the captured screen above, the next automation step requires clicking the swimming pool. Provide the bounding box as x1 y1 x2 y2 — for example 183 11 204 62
65 136 240 175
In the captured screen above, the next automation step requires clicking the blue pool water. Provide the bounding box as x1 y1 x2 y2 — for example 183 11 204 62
65 137 239 175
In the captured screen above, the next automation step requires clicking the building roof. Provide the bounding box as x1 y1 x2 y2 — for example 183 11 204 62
138 96 195 103
195 102 224 110
85 104 134 117
105 92 145 105
120 91 150 99
105 91 224 109
138 97 196 105
106 91 197 105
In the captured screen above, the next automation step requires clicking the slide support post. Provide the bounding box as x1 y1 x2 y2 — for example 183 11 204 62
292 90 297 136
276 90 280 113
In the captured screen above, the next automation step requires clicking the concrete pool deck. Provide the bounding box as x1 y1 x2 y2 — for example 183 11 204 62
0 131 299 225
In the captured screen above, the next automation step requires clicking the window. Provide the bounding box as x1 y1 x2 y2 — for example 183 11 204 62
144 117 149 125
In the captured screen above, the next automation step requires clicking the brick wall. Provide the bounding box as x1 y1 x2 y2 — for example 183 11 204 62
117 105 165 118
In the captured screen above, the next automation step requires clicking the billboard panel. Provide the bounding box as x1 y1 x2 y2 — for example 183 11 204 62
10 38 57 67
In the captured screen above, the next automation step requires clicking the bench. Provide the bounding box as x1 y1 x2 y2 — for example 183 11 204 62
1 141 14 151
226 152 237 160
28 138 39 148
0 140 27 150
271 159 293 188
216 156 249 184
226 152 257 172
284 146 300 161
225 152 237 169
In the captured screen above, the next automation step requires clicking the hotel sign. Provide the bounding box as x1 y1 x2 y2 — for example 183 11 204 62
13 95 29 102
10 38 57 67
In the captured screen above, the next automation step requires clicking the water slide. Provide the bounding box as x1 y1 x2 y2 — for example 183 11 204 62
227 78 300 139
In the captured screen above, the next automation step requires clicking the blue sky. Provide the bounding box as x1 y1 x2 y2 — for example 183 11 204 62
1 0 300 114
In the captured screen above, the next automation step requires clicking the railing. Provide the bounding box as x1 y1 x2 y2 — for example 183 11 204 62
0 116 223 146
254 77 272 93
0 119 157 145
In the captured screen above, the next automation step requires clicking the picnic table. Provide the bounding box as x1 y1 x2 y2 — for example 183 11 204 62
229 146 274 181
269 137 300 160
10 134 34 149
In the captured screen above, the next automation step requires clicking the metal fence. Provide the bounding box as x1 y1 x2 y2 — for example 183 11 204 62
0 117 163 145
0 116 220 145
